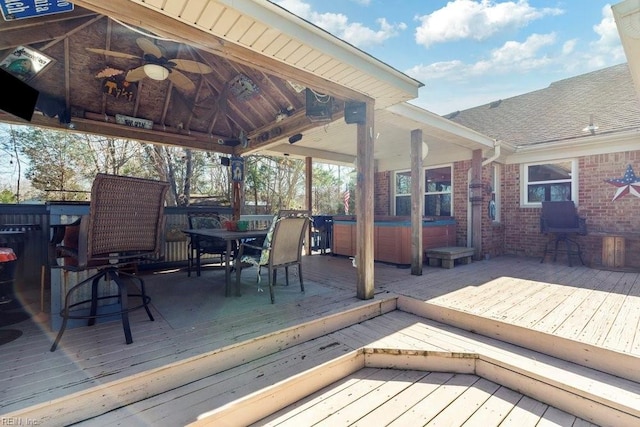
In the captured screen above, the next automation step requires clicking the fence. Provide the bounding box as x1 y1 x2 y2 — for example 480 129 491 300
0 203 235 288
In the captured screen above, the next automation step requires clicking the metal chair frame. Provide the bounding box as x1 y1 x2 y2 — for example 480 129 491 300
235 210 310 303
540 201 587 267
186 211 230 277
50 174 168 352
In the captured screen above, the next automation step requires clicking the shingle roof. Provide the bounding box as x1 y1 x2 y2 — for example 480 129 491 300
446 63 640 147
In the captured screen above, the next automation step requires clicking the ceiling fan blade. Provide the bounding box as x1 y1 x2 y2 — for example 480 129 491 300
125 66 147 82
170 59 213 74
86 47 139 60
136 38 163 59
168 70 196 93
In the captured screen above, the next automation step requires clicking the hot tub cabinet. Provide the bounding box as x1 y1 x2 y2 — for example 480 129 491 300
332 216 456 265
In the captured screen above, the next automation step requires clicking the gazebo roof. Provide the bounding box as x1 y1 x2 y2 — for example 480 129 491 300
0 1 422 157
1 0 497 167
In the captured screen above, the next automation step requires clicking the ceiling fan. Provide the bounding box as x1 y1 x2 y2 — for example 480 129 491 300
86 38 213 94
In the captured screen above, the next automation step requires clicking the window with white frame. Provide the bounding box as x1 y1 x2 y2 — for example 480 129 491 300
489 164 500 222
394 165 452 216
522 160 576 205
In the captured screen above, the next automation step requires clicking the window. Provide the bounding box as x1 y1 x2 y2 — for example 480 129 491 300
522 160 576 205
394 165 452 216
489 164 500 222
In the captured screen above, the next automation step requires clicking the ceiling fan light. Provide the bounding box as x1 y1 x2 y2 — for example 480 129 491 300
143 64 169 81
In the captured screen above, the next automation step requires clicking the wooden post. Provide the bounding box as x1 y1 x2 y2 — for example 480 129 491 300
356 99 375 300
232 181 242 220
305 156 312 255
410 129 424 275
470 149 483 260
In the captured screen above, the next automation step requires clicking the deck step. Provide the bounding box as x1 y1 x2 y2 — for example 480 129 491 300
193 300 640 426
401 295 640 383
5 296 398 426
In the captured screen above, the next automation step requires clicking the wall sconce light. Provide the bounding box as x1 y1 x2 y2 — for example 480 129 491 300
288 133 303 144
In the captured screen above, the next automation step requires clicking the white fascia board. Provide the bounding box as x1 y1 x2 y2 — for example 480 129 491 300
613 1 640 102
504 129 640 164
387 103 495 148
218 0 422 97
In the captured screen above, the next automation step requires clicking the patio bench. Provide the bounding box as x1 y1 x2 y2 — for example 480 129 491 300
425 246 475 269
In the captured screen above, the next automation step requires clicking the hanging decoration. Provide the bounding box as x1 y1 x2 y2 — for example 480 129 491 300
95 68 136 101
604 164 640 201
0 45 53 81
228 74 259 101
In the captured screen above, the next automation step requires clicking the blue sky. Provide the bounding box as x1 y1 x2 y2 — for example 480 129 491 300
273 0 626 115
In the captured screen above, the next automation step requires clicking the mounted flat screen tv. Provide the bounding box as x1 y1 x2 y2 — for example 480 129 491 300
0 68 39 121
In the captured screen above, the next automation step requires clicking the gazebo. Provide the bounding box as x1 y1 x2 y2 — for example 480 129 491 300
0 0 495 298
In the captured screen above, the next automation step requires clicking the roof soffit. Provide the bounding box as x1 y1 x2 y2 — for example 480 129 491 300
613 0 640 102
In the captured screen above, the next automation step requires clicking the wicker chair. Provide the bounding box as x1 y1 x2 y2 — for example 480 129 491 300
540 200 587 267
234 210 310 303
50 174 169 352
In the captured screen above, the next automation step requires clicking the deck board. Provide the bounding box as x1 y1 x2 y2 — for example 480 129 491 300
3 254 640 425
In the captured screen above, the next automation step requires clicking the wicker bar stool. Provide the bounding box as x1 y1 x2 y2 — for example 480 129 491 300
50 174 169 352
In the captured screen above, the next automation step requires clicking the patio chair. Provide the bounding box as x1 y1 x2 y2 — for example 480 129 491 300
50 174 169 352
186 210 231 277
540 201 587 267
235 210 311 303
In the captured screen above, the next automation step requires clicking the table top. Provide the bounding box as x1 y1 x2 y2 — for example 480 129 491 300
183 228 268 240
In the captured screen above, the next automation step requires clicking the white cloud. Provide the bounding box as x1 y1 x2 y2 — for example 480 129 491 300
407 32 556 83
414 0 564 48
478 32 555 70
274 0 406 48
562 39 577 55
586 4 625 68
275 0 313 20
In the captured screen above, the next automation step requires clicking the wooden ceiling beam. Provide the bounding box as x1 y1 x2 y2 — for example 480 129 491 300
0 112 221 153
0 16 99 50
240 108 345 155
0 8 97 32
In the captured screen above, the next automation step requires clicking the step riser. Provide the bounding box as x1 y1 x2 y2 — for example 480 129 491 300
195 347 640 427
397 295 640 383
477 358 638 427
7 297 398 426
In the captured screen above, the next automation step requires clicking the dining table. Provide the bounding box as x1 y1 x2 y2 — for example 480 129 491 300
182 228 268 297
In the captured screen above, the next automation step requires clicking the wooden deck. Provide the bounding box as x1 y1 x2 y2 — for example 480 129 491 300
1 254 640 425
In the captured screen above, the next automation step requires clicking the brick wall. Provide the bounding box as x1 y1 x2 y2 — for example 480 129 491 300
453 161 470 247
374 150 640 268
492 152 640 267
374 171 391 215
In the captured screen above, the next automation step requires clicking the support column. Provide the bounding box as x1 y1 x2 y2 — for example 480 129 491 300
356 99 375 300
470 149 483 260
305 156 312 255
410 129 424 275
